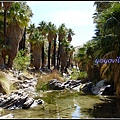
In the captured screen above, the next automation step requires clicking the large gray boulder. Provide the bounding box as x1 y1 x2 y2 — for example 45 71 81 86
91 80 115 95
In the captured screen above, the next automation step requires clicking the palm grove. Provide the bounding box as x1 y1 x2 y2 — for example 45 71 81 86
0 1 75 73
1 1 120 98
74 2 120 98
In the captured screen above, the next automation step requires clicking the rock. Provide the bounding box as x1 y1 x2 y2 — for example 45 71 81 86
91 80 115 95
80 82 93 94
30 99 44 108
48 79 65 90
0 90 29 110
0 83 7 95
0 113 15 118
22 97 34 109
101 85 115 95
40 67 51 73
63 80 81 90
0 90 43 110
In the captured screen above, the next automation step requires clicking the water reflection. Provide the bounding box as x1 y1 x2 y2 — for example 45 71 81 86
72 104 81 118
3 91 120 119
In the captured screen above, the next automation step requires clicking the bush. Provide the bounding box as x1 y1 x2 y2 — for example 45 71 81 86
36 70 64 91
70 68 87 80
13 50 30 71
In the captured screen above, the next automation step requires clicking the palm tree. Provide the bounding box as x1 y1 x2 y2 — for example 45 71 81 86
92 2 120 97
3 2 13 45
0 2 13 65
66 28 75 69
68 45 75 67
28 28 44 69
5 1 33 68
57 23 67 70
19 27 26 51
37 21 47 68
60 38 72 73
67 28 75 42
27 23 36 67
53 33 57 69
47 22 57 69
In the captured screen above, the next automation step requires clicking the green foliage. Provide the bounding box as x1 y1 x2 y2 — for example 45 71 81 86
8 1 33 28
36 82 49 92
70 68 87 80
13 50 30 71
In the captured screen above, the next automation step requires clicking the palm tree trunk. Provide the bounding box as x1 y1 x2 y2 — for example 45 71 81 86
4 10 7 45
6 20 24 68
48 41 51 69
30 44 33 67
57 41 61 70
42 41 44 68
32 44 41 70
53 39 56 69
19 27 26 51
2 9 7 65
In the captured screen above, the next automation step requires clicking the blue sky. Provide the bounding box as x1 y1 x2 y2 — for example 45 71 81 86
26 1 96 47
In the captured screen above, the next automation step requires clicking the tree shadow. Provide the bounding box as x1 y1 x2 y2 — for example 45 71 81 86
82 96 120 118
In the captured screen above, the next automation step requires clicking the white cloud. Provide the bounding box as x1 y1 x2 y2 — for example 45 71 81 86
26 1 96 47
50 10 94 27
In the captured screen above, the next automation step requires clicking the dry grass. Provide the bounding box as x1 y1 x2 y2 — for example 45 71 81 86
0 71 11 94
36 70 64 91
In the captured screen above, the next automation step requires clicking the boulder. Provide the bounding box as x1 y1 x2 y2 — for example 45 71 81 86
63 80 81 89
92 80 115 95
48 79 65 90
0 90 44 110
80 82 93 94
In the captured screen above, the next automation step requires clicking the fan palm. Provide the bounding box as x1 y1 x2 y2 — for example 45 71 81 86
38 21 47 68
93 1 120 97
5 1 33 68
28 28 44 69
57 23 67 70
67 28 75 42
27 23 36 67
47 22 57 69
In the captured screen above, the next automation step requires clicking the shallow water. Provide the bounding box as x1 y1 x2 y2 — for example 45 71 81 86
4 90 120 119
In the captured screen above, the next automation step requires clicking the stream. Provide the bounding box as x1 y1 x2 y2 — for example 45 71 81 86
3 89 120 119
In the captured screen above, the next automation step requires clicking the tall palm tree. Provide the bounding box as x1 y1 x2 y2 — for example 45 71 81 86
28 28 44 69
3 2 13 45
19 27 26 51
5 1 33 68
68 45 75 67
60 38 72 73
92 2 120 97
57 23 67 70
0 2 13 65
53 33 57 69
27 23 36 67
66 28 75 69
38 21 47 68
47 22 57 69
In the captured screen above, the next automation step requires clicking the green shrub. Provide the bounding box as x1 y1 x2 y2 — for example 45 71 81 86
13 50 30 71
70 68 87 80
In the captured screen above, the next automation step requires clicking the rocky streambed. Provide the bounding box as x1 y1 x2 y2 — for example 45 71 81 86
0 68 116 118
